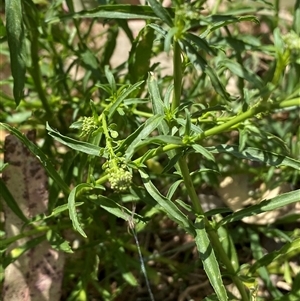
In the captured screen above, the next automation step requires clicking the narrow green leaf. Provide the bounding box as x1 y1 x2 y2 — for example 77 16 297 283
206 144 300 170
200 15 259 38
147 0 173 27
217 225 239 272
274 28 285 55
274 291 300 301
115 252 138 286
0 16 6 39
117 18 134 42
70 120 83 130
175 199 192 214
46 5 164 23
176 117 203 134
0 178 29 223
116 122 146 154
161 151 183 174
192 144 215 162
194 216 228 301
137 147 161 166
3 235 45 268
5 0 26 105
90 195 143 222
108 81 144 119
181 39 230 101
238 128 248 152
219 59 264 89
184 32 217 56
48 151 78 211
167 179 183 199
68 183 92 237
164 26 177 52
203 295 221 301
46 123 103 156
129 26 154 83
205 65 231 100
80 48 102 80
0 123 70 195
46 230 73 254
148 72 169 134
102 24 118 66
249 229 282 298
148 23 168 36
204 208 233 217
133 135 183 152
249 237 300 274
139 169 193 233
184 109 192 137
203 291 238 301
125 115 165 159
0 163 9 173
191 105 227 118
219 189 300 226
45 202 84 219
163 84 173 108
105 65 116 92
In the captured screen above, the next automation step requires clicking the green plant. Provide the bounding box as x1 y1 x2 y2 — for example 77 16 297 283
1 0 300 300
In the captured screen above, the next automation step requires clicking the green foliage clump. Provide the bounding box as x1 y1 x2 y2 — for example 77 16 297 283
1 0 300 300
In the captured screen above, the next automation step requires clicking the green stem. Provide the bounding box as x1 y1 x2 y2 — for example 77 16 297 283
132 108 153 118
101 113 115 159
272 49 290 87
131 108 234 123
276 98 300 108
274 0 279 28
66 0 85 45
178 156 203 215
172 41 182 112
197 98 300 141
29 30 52 117
212 0 222 14
22 2 52 118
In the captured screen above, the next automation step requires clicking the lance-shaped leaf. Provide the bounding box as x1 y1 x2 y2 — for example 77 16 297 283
249 237 300 274
147 0 173 27
68 183 93 238
219 189 300 226
46 123 103 156
139 169 193 234
180 39 230 101
125 114 165 159
219 59 264 90
206 144 300 170
5 0 26 105
194 216 228 301
108 81 144 119
46 4 165 23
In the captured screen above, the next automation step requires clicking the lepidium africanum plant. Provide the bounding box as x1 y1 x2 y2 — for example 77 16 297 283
1 0 300 300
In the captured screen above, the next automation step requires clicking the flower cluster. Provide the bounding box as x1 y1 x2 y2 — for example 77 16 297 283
283 31 300 50
81 116 98 136
106 159 132 192
108 167 132 192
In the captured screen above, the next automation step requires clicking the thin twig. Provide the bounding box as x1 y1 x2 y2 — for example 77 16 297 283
127 204 155 301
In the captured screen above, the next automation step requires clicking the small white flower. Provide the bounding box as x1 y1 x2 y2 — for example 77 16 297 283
109 168 132 191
